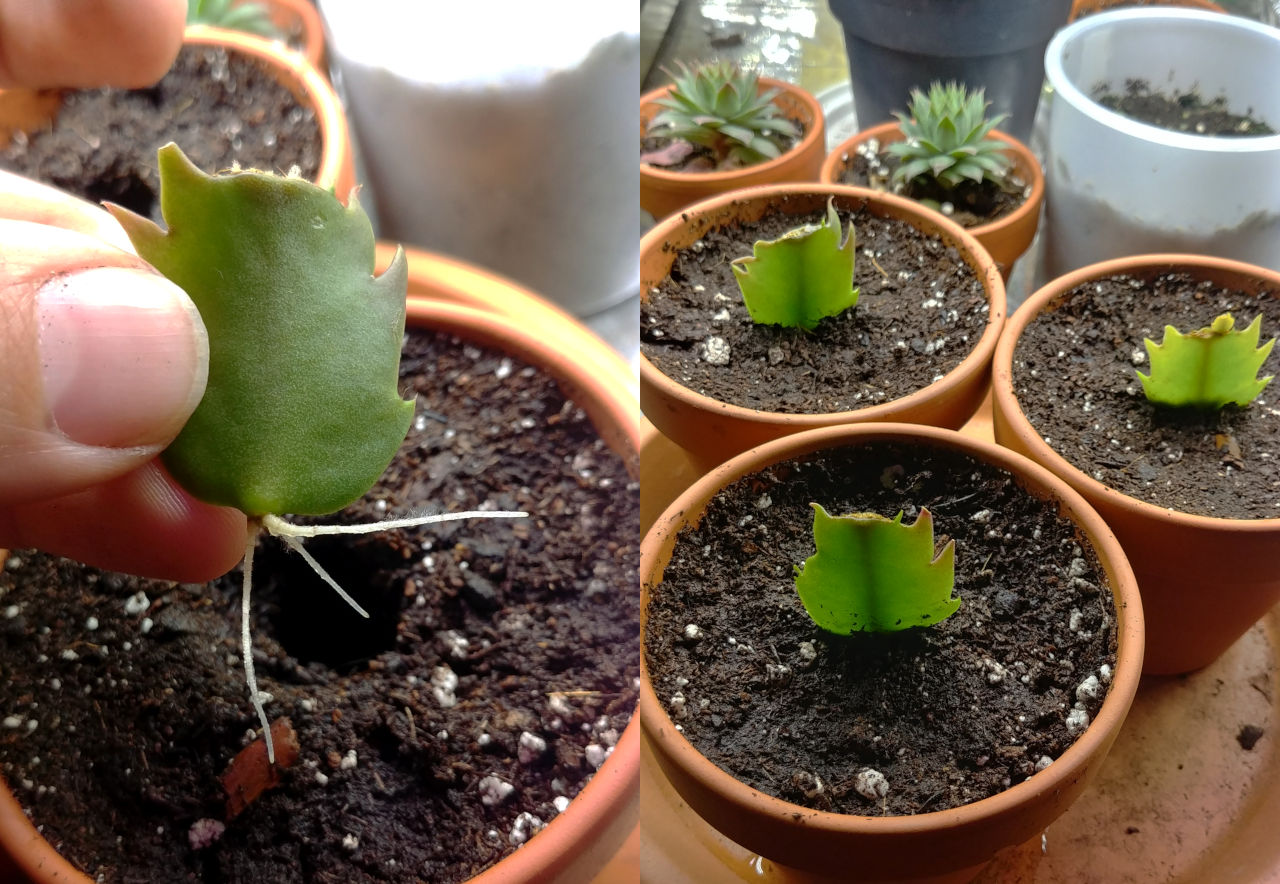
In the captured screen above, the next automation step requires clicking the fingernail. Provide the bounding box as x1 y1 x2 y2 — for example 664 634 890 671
39 266 208 448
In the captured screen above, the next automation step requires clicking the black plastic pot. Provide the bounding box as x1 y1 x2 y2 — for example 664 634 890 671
828 0 1072 143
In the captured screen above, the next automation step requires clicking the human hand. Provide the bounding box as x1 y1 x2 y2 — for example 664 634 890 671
0 0 248 582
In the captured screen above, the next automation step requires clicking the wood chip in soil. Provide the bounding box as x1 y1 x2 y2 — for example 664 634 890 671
0 329 639 884
1012 272 1280 518
641 202 990 414
644 442 1119 816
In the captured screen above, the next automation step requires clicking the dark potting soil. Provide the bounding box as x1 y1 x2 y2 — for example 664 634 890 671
837 140 1027 229
640 202 990 413
1012 272 1280 519
0 44 322 222
1093 79 1276 137
644 442 1119 816
0 329 639 883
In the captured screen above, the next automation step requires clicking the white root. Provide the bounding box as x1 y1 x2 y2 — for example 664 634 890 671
243 509 528 764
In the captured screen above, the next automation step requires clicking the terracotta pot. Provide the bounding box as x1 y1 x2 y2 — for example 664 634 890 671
640 78 826 222
0 25 354 203
0 296 640 884
640 183 1006 470
640 422 1143 882
991 254 1280 674
251 0 328 71
1069 0 1225 19
819 121 1044 279
185 25 354 198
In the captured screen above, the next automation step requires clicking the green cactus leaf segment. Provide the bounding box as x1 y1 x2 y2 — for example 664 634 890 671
109 143 414 516
794 505 959 634
1138 313 1275 409
730 200 859 331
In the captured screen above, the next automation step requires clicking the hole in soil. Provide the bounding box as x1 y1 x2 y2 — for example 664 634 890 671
83 172 156 220
254 534 407 674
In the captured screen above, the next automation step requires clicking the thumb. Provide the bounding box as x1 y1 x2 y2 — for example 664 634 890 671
0 219 207 504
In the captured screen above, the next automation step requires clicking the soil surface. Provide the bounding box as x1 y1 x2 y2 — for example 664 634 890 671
837 138 1027 229
640 202 991 413
0 329 639 883
644 442 1120 816
1093 79 1275 136
1012 272 1280 518
0 44 322 221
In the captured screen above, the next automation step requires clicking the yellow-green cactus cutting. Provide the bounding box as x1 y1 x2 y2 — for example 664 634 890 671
731 200 859 331
1138 313 1274 410
794 504 959 634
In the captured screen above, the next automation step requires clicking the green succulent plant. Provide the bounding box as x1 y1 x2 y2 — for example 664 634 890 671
888 81 1012 194
647 60 801 168
730 199 859 331
794 504 960 634
109 144 525 761
187 0 284 40
1138 313 1275 409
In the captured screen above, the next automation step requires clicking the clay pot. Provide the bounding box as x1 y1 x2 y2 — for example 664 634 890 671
0 274 640 884
640 422 1144 882
0 25 355 203
185 25 354 198
640 183 1006 470
254 0 327 70
819 121 1044 279
640 78 826 222
992 254 1280 674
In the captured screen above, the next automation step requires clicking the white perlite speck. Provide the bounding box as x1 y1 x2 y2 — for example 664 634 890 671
1075 675 1101 703
518 731 548 764
683 624 702 640
478 775 515 806
339 750 358 771
584 743 607 769
700 336 730 365
1065 708 1091 736
432 664 459 708
342 833 359 852
509 811 545 846
1034 755 1054 772
187 818 225 850
854 768 889 801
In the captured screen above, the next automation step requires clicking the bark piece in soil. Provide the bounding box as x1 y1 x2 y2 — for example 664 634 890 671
641 203 990 414
1012 272 1280 518
0 328 639 884
644 441 1119 816
0 44 322 222
1093 79 1275 137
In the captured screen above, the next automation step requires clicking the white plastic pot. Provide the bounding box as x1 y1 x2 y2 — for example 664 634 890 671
317 1 639 324
1042 9 1280 278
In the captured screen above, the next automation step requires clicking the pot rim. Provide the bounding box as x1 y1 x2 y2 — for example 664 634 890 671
640 421 1144 836
992 252 1280 531
639 77 826 188
819 120 1045 246
1044 7 1280 153
639 182 1007 428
